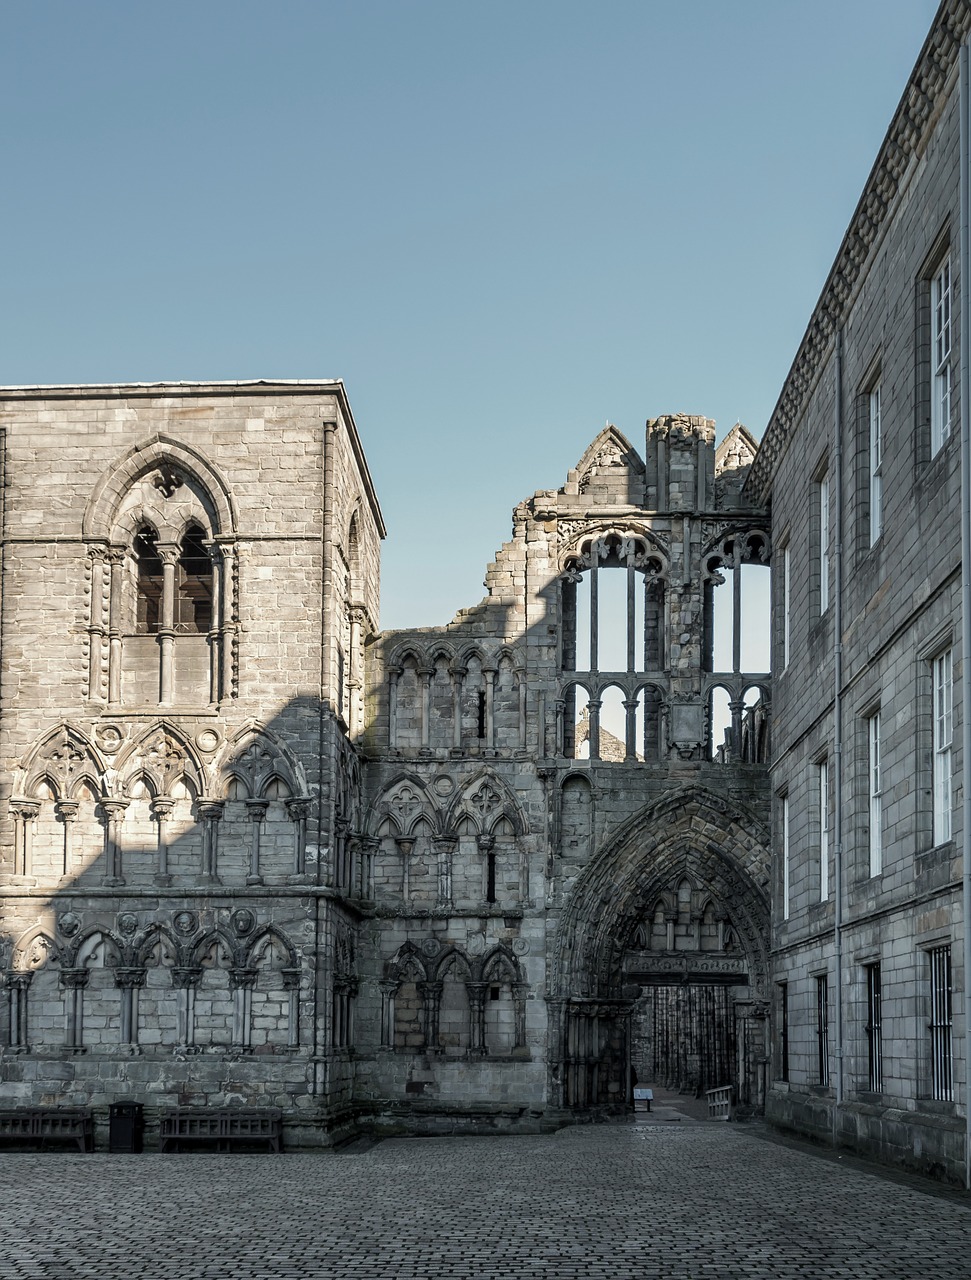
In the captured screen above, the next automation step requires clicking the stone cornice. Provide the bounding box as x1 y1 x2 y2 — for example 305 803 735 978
747 0 971 503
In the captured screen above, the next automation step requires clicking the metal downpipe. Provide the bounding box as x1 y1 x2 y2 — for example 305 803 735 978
958 43 971 1192
832 329 845 1148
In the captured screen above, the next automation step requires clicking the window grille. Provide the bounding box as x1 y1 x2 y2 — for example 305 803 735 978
865 963 882 1092
779 983 789 1082
933 650 952 845
929 945 952 1102
816 974 829 1086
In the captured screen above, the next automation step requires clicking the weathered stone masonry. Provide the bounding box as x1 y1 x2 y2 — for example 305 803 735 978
0 391 772 1142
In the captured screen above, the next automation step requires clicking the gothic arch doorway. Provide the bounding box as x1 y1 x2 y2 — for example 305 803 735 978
549 787 771 1115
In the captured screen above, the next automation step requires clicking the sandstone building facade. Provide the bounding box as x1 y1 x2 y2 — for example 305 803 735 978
3 0 971 1186
753 0 971 1184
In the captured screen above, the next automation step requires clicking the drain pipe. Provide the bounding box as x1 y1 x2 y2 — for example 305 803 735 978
959 42 971 1193
832 327 845 1148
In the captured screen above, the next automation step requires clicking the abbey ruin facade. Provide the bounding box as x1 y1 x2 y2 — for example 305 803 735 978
3 0 971 1183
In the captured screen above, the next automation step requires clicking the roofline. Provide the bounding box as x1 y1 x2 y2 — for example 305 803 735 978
0 378 387 539
746 0 971 503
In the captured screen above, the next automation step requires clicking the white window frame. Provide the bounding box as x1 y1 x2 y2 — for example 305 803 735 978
781 794 790 921
781 543 790 670
931 256 952 455
868 710 882 877
869 383 882 545
818 759 829 901
819 472 830 613
933 649 952 845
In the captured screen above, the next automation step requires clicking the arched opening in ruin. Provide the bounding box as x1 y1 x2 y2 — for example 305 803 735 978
551 789 770 1115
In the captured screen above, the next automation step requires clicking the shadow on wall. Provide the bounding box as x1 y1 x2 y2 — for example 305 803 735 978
0 694 361 1088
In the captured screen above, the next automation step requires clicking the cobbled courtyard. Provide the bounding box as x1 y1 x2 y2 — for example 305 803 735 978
1 1115 969 1280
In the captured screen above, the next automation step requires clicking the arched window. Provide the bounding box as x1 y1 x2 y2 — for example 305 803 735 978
176 525 213 633
135 528 163 634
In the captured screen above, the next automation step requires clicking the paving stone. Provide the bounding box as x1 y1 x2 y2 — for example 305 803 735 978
1 1121 969 1279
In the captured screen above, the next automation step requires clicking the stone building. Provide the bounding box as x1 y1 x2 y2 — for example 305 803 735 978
0 381 384 1145
4 0 971 1184
0 388 772 1143
751 0 971 1183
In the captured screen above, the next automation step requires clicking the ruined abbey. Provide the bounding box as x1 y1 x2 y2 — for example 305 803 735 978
3 0 971 1183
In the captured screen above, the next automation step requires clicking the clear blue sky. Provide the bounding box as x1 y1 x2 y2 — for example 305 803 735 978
1 0 940 629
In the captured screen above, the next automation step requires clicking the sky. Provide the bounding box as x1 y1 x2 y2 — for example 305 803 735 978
1 0 941 630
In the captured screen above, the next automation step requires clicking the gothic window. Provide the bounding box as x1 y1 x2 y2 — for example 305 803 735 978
135 527 163 633
84 445 237 707
176 525 213 633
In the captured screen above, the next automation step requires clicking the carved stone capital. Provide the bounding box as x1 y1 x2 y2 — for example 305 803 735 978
60 967 91 990
229 967 258 990
114 967 147 990
171 966 203 989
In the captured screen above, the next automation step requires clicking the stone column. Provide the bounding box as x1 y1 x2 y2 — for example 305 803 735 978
432 836 456 909
729 697 744 759
229 967 257 1052
418 980 443 1054
518 674 527 750
360 835 379 900
418 668 432 749
478 834 496 905
7 971 33 1050
12 802 40 879
106 547 125 705
172 966 202 1050
388 667 401 750
198 801 224 884
665 911 677 951
467 981 488 1056
282 967 301 1049
100 798 129 886
60 967 89 1051
245 799 268 885
623 698 639 762
151 797 174 885
86 547 107 700
218 541 237 701
589 561 599 672
333 815 350 889
379 979 399 1049
114 967 146 1048
396 837 414 901
156 541 180 705
513 981 529 1049
587 698 602 762
207 541 223 703
450 664 465 750
287 798 311 880
54 800 79 878
483 666 496 750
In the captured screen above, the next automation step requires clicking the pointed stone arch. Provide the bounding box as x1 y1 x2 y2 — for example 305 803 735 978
82 434 237 542
16 723 106 802
368 774 440 838
217 721 307 799
115 721 205 800
551 785 769 1001
445 769 528 837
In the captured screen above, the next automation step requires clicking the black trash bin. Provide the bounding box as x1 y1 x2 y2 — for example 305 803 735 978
108 1102 144 1153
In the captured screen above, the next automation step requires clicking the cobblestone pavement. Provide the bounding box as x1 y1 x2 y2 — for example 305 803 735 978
1 1116 970 1280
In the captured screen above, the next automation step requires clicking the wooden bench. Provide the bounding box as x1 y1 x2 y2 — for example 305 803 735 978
0 1107 94 1152
159 1107 283 1153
